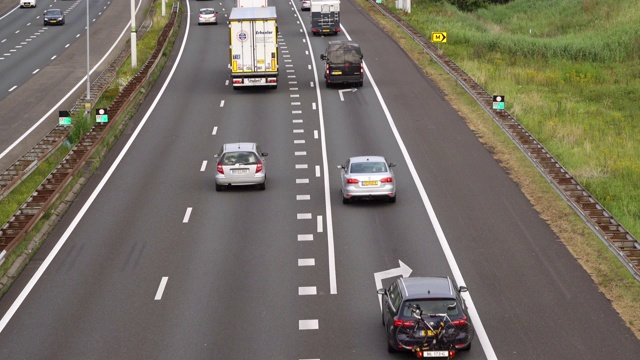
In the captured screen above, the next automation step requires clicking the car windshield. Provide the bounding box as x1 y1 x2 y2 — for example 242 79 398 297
349 162 387 174
47 10 62 16
201 9 215 15
327 48 362 63
221 151 258 165
401 299 460 318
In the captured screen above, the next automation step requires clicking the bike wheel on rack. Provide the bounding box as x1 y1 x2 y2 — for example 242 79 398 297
395 322 429 350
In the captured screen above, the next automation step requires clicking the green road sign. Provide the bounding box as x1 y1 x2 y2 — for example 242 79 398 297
59 110 71 125
96 108 109 123
492 95 505 110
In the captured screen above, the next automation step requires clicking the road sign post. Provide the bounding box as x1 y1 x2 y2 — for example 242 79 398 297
492 95 505 110
95 108 109 123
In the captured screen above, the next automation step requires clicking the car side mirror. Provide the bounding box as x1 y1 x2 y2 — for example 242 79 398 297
261 152 268 156
377 289 386 295
337 165 344 169
214 154 219 158
458 285 468 293
388 162 396 168
320 54 327 61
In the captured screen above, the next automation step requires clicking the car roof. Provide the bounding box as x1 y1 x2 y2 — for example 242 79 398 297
222 142 257 152
200 8 215 11
349 156 386 163
326 40 362 53
397 277 456 299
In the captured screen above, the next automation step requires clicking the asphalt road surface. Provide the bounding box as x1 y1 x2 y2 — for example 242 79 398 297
0 0 639 359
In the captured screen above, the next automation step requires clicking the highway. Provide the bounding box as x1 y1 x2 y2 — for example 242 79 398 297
0 0 149 175
0 0 639 359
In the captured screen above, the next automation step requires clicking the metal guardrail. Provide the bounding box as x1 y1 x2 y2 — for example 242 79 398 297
0 2 179 263
367 1 640 281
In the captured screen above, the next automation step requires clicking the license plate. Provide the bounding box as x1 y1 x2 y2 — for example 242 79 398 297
51 20 57 23
423 351 449 357
323 29 330 32
332 71 342 75
247 78 265 84
232 169 249 175
362 181 378 186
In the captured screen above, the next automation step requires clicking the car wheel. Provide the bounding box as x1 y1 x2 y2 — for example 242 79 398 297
389 195 396 203
258 181 266 190
215 184 223 192
342 196 350 204
387 339 397 353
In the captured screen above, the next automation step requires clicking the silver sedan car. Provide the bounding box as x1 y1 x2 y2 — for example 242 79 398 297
215 143 267 191
198 8 218 25
338 156 396 204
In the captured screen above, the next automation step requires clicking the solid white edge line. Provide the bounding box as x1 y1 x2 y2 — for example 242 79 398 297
339 25 497 360
0 0 185 334
0 0 145 161
154 277 169 300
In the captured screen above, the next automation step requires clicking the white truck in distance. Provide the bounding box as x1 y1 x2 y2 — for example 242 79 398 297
236 0 268 7
229 7 279 89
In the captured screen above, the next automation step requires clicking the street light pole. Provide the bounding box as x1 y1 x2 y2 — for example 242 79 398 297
85 0 91 120
131 0 137 68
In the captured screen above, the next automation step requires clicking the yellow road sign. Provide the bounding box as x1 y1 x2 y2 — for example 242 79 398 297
431 32 447 43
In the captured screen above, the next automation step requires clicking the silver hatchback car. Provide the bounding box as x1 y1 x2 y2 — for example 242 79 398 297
338 156 396 204
215 143 267 191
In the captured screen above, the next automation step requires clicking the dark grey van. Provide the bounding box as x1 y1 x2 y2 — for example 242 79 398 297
319 41 363 87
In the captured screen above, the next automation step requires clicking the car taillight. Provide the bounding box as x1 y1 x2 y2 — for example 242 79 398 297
380 177 393 183
394 319 415 327
346 178 359 184
255 160 263 173
325 64 329 75
217 162 224 174
452 317 467 326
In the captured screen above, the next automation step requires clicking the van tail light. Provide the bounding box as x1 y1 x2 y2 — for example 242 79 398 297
380 177 393 183
255 160 263 173
217 162 224 174
325 64 329 76
346 178 359 184
360 63 364 73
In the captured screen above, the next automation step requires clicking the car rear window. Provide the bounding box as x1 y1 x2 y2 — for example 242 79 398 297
401 299 460 317
350 162 387 174
221 151 258 165
327 48 362 63
201 9 215 15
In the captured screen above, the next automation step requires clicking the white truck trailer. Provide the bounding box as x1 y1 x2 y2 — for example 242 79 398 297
229 7 278 89
236 0 268 7
311 0 340 35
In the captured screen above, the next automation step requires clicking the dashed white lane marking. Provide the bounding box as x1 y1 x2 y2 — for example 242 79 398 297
293 119 303 123
291 102 301 106
295 151 306 156
220 100 225 107
51 55 56 60
290 94 300 97
310 81 315 88
200 161 207 172
312 103 316 110
292 110 302 114
298 286 317 295
315 165 321 177
283 54 290 57
298 234 313 241
299 320 318 330
294 139 305 144
76 34 80 38
212 126 218 135
296 178 309 184
293 129 304 133
8 86 17 92
183 207 193 223
288 75 296 78
154 277 169 300
284 59 292 62
298 258 315 266
286 64 294 67
14 30 19 34
289 81 297 84
65 43 69 48
32 69 39 74
287 69 295 73
305 50 308 54
0 39 5 43
297 213 312 220
317 215 323 232
297 195 310 200
225 79 229 86
308 64 312 70
314 130 318 139
290 87 299 91
295 164 308 169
